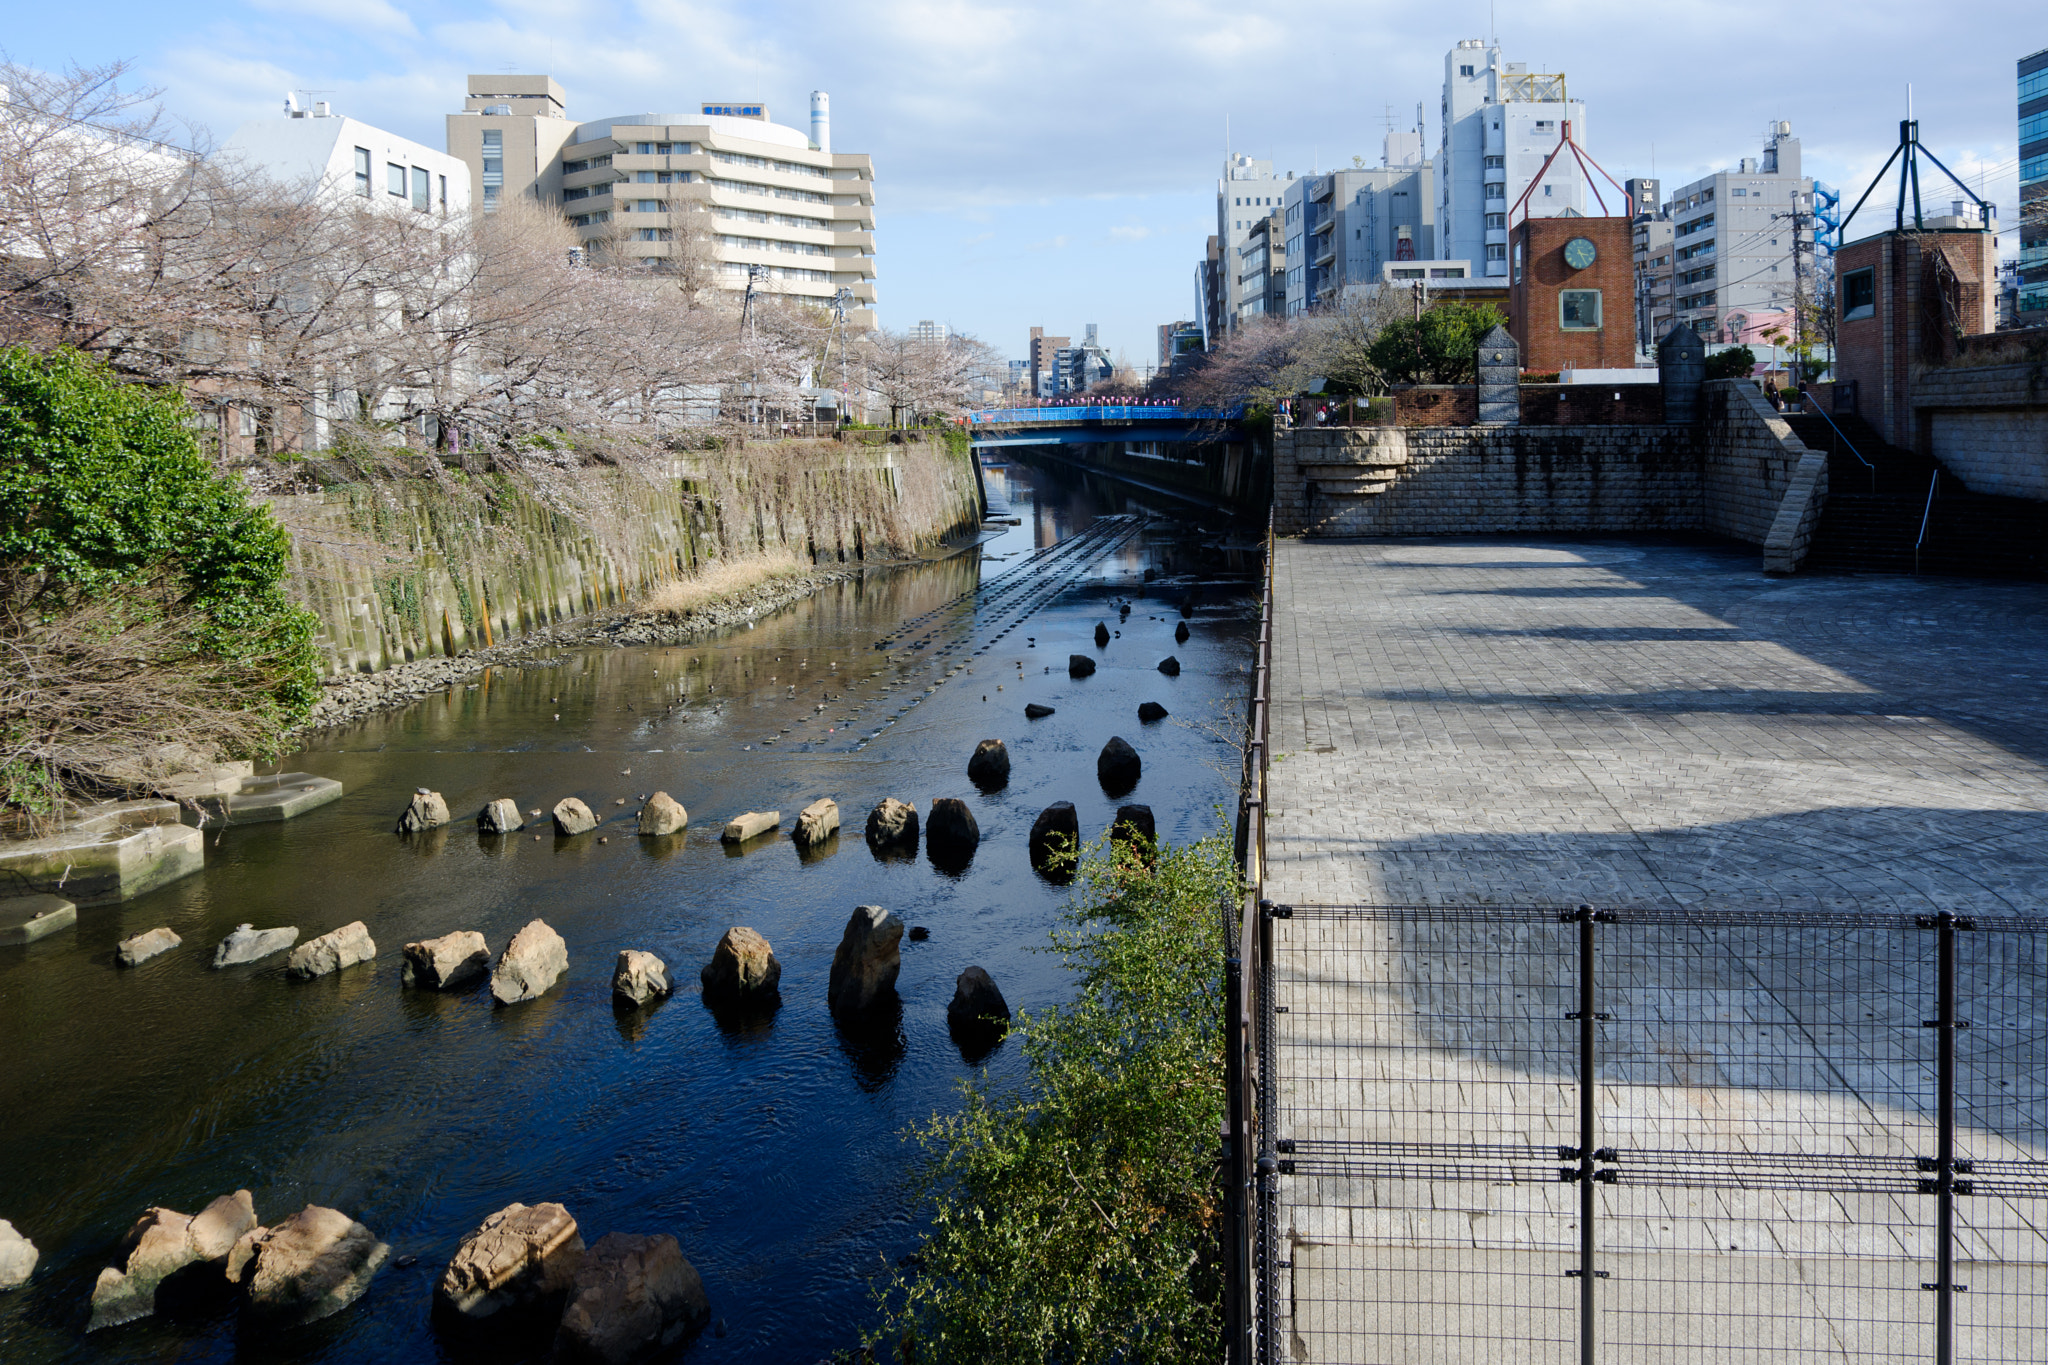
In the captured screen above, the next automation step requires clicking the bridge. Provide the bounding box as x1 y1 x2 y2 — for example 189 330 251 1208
965 404 1245 448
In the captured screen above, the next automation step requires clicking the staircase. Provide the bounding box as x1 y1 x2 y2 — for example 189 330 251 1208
1786 411 2048 579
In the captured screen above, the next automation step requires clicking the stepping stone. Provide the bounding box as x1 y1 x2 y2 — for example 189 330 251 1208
0 894 75 946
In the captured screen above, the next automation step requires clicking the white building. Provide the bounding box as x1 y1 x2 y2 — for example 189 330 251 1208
1437 39 1591 278
223 97 469 217
1281 131 1437 315
1217 153 1296 333
1663 122 1814 348
911 320 949 342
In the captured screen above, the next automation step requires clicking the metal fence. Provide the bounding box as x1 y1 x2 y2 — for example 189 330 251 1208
1228 900 2048 1364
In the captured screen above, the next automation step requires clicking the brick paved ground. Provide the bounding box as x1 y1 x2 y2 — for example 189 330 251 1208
1263 537 2048 1363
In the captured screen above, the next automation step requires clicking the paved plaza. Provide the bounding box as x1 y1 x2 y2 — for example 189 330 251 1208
1263 537 2048 1363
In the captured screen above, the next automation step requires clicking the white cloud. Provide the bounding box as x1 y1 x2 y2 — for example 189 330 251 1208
1110 225 1151 241
246 0 416 35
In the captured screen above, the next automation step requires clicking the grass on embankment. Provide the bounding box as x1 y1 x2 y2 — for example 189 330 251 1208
636 551 812 618
867 831 1236 1364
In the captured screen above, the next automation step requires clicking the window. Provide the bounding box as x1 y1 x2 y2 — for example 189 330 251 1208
388 163 405 197
1560 289 1602 330
636 142 654 154
1484 246 1504 262
1513 240 1523 282
1543 184 1554 197
2021 66 2048 103
1485 213 1506 229
353 147 371 197
1460 64 1474 76
411 166 430 211
657 172 675 184
636 228 669 242
636 199 660 212
439 175 447 209
1841 267 1876 321
1484 156 1504 169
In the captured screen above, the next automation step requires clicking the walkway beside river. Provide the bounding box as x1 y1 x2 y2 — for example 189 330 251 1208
1261 537 2048 1362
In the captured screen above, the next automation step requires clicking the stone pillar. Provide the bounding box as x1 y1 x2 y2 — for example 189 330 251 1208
1475 325 1519 426
1658 325 1706 425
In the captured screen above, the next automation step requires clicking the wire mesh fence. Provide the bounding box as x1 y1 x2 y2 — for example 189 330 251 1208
1240 904 2048 1365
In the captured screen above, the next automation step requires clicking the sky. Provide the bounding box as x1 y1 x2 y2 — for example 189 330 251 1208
5 0 2041 367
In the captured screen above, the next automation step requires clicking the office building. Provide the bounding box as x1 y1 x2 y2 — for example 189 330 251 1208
1027 327 1069 398
1280 131 1437 314
447 76 878 327
2021 47 2048 323
1055 325 1112 393
1437 40 1593 278
910 320 949 342
1662 122 1813 346
227 98 469 218
1218 154 1297 332
1196 235 1227 348
1237 212 1288 322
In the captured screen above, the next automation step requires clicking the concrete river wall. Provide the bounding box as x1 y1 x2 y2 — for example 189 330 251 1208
272 437 984 675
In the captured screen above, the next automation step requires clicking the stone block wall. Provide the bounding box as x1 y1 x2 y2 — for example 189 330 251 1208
1519 384 1665 425
1911 362 2048 501
1699 380 1823 549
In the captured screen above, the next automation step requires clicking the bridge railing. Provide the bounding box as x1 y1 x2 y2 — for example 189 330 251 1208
968 404 1245 424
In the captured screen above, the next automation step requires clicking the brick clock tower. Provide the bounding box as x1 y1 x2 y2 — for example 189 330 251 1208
1507 216 1637 371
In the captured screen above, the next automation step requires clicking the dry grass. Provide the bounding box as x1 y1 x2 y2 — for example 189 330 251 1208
637 551 810 618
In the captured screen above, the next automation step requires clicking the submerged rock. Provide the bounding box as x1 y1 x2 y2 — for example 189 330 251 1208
0 1219 35 1291
235 1204 388 1329
116 927 180 968
553 1232 709 1365
402 931 491 991
966 739 1010 789
491 919 568 1005
636 792 687 836
1097 736 1141 796
478 799 524 834
213 924 299 969
1028 803 1080 874
699 927 781 998
436 1202 583 1324
286 922 376 979
827 906 902 1016
792 798 839 849
396 789 450 834
864 798 918 853
552 798 598 837
611 951 673 1007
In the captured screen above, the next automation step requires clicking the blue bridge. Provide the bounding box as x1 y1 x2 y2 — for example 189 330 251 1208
966 404 1265 513
966 404 1245 449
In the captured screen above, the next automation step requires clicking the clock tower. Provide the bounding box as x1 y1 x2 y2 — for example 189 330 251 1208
1507 215 1637 372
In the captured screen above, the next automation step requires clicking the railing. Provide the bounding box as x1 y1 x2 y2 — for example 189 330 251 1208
1223 514 1274 1365
968 403 1245 425
1916 468 1941 575
1798 392 1877 493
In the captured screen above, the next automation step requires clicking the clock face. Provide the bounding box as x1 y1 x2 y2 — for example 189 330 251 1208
1564 237 1597 270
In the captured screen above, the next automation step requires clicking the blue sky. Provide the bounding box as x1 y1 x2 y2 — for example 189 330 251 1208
6 0 2039 366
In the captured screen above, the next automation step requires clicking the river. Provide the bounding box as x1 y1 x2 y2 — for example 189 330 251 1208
0 459 1260 1363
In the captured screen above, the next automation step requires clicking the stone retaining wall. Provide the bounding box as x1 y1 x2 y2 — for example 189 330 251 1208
275 439 983 675
1911 362 2048 502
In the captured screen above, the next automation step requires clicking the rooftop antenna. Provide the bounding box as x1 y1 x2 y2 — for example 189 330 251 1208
1508 83 1630 225
1839 115 1992 238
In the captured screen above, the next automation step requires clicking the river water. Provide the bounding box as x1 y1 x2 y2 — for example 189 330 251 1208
0 461 1259 1363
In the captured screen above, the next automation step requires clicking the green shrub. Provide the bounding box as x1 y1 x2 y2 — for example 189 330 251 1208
868 832 1235 1364
1705 346 1757 381
0 347 320 814
1367 302 1510 384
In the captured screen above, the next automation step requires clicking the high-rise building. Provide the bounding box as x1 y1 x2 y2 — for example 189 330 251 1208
1662 122 1813 347
1196 236 1227 349
446 76 878 327
910 320 949 342
1218 154 1296 332
1027 326 1069 398
1436 40 1592 278
2020 47 2048 323
1281 131 1437 314
1054 324 1112 393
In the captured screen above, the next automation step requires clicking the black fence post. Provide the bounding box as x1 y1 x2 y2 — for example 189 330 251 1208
1577 904 1598 1365
1223 915 1246 1364
1925 910 1962 1365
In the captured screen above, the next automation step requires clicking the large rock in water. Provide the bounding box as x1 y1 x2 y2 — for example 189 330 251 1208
720 810 778 843
286 922 376 979
436 1202 583 1323
611 951 672 1007
1157 655 1181 677
1024 703 1055 719
1097 736 1141 796
0 1218 36 1291
946 966 1011 1038
925 798 980 870
966 739 1010 790
396 789 449 834
552 798 598 836
1111 804 1157 849
233 1205 388 1330
117 927 180 967
1137 701 1169 723
213 923 299 969
792 798 839 849
1174 620 1191 644
402 931 491 990
553 1233 709 1365
1067 654 1096 678
478 799 524 834
699 928 781 998
637 792 687 836
491 919 568 1005
87 1192 258 1330
1093 621 1110 646
864 798 918 854
1028 802 1081 874
827 906 902 1016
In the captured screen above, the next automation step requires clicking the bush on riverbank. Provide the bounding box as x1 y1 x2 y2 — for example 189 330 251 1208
0 348 320 822
868 832 1234 1363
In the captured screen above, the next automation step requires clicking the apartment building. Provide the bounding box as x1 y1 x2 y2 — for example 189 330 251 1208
1437 39 1592 278
1280 133 1436 314
1027 327 1069 398
1218 154 1296 333
1662 122 1813 346
1627 176 1675 348
910 320 949 342
1236 212 1288 322
1196 235 1227 348
2021 47 2048 323
1055 325 1113 393
446 76 878 328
